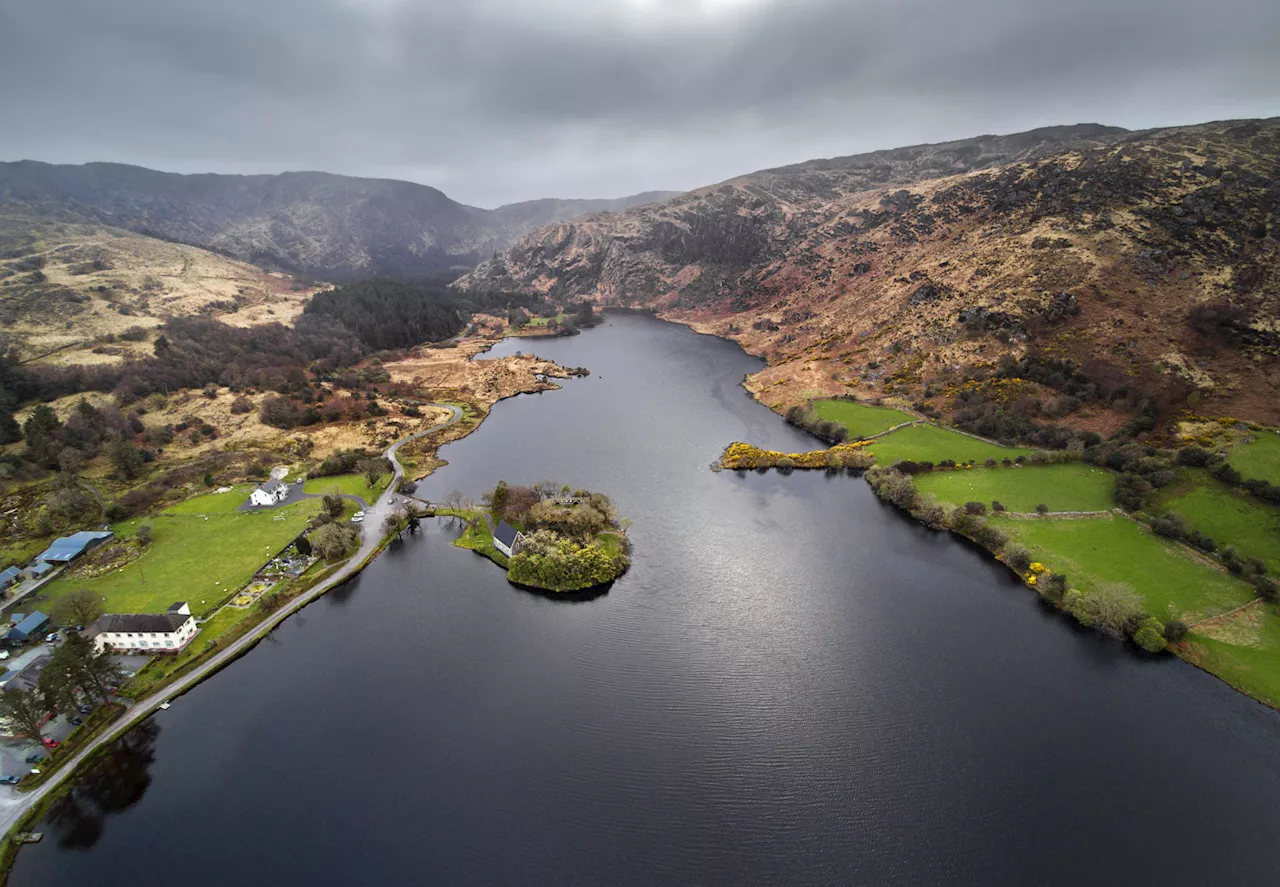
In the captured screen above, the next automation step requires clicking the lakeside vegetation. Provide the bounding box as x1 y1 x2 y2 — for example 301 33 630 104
720 393 1280 709
448 481 630 592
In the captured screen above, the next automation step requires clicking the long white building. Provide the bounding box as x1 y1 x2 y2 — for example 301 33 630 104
84 605 198 654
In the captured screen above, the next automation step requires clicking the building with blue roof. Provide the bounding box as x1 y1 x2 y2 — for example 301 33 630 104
35 530 113 563
28 562 55 579
0 567 19 591
8 611 49 642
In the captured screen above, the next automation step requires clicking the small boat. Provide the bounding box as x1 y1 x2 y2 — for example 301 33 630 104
14 833 43 844
158 702 171 710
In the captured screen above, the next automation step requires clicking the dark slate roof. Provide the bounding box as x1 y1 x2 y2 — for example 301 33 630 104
85 613 190 638
260 479 287 493
167 602 188 613
493 521 521 548
3 655 50 693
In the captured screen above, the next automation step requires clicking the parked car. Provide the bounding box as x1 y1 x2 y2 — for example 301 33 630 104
70 716 83 726
0 775 19 785
44 632 59 643
42 738 58 749
24 753 43 764
78 703 92 714
351 515 364 523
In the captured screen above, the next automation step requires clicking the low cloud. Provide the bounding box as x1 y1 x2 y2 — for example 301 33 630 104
1 0 1276 205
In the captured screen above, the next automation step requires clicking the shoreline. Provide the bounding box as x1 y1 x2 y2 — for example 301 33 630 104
0 406 465 877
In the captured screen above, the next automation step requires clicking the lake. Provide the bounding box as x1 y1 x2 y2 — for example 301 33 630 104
11 314 1280 885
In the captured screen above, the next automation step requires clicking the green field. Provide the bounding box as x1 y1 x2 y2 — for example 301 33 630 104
1193 606 1280 710
1227 431 1280 485
811 399 915 439
869 425 1031 465
32 497 320 619
916 463 1116 513
303 473 386 502
992 514 1255 622
446 510 509 567
163 484 255 515
1152 473 1280 574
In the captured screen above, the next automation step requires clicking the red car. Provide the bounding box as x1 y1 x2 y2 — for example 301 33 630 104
42 738 58 749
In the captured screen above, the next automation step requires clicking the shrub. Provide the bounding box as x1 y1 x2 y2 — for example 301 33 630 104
975 525 1008 550
1134 618 1168 653
135 524 153 545
230 396 254 415
259 397 299 429
1004 545 1032 572
202 384 219 399
1151 514 1185 539
1036 573 1067 603
991 500 1006 512
964 501 987 515
984 458 997 468
1035 503 1049 515
1163 619 1189 643
1074 583 1145 633
1176 446 1212 467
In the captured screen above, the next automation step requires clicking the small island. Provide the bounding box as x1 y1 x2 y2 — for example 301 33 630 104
445 481 630 592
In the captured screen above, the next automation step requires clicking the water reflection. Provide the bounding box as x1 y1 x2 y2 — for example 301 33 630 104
44 720 160 850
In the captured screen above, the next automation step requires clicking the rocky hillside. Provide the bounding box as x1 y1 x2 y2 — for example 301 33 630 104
459 119 1280 429
0 162 674 281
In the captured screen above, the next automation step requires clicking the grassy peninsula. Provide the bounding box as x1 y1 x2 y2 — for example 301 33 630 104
447 481 630 592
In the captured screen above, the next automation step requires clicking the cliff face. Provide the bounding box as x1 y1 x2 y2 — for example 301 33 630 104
0 162 676 282
459 119 1280 427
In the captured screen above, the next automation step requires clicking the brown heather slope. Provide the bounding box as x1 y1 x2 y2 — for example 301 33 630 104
459 119 1280 429
0 215 321 365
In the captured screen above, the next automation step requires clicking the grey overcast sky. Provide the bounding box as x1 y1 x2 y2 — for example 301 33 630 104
1 0 1277 207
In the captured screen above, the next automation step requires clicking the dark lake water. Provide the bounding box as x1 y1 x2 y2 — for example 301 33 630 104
12 314 1280 886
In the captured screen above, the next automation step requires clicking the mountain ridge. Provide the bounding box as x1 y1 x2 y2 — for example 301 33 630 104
458 117 1280 428
0 160 678 281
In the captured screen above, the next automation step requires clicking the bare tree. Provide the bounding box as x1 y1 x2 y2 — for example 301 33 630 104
1080 582 1144 633
55 589 104 628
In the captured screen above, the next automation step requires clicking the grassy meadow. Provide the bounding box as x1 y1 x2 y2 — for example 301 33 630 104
1227 431 1280 485
869 424 1031 465
992 514 1255 623
811 399 915 438
1151 472 1280 574
915 463 1116 513
303 473 387 502
33 496 319 618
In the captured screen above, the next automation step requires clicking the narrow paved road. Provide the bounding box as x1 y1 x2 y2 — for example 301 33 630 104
0 405 462 838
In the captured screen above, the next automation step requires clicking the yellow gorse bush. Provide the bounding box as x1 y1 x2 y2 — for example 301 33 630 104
719 440 871 470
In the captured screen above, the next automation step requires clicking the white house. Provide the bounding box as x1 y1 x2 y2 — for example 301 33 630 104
249 479 290 507
493 520 525 558
84 610 199 655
